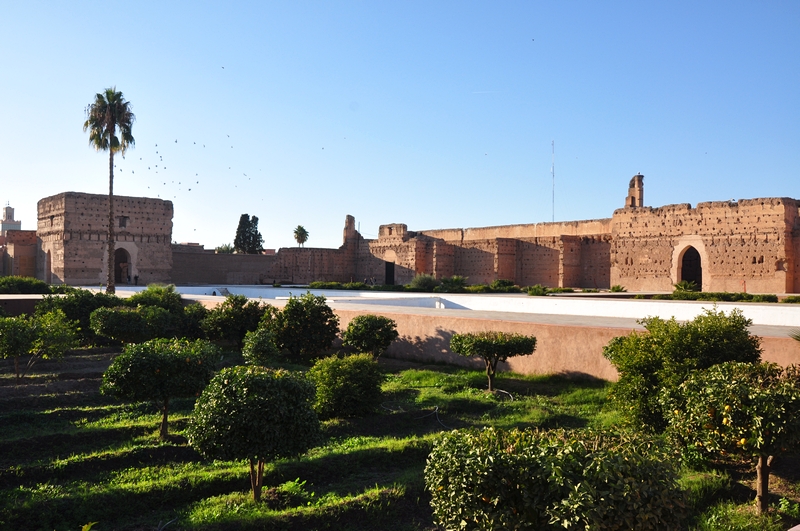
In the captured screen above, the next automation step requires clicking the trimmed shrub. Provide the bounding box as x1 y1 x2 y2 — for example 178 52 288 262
425 427 687 531
488 279 521 293
242 327 280 365
663 362 800 514
187 366 322 501
603 308 762 432
547 287 574 293
450 331 536 391
101 338 218 439
307 354 385 419
527 284 548 296
36 290 123 345
341 314 398 357
408 273 439 292
126 284 184 313
201 294 271 348
179 303 208 340
90 305 175 344
269 292 339 363
308 281 343 289
782 295 800 304
0 276 51 294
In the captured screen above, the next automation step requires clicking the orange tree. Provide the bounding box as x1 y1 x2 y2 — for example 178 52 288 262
663 362 800 514
187 366 322 501
449 331 536 391
268 292 339 363
101 338 218 439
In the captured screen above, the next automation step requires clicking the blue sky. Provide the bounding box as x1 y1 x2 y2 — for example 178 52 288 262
1 1 798 250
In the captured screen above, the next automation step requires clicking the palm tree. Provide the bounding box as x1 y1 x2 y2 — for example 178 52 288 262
293 225 309 247
84 88 135 294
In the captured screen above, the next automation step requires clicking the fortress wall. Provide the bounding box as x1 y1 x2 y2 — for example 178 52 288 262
560 236 582 288
171 247 277 284
515 238 561 287
418 218 612 242
453 240 498 285
580 236 612 289
37 192 173 285
612 198 797 293
272 247 353 284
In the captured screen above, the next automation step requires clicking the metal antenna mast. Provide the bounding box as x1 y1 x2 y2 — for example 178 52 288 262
551 141 555 222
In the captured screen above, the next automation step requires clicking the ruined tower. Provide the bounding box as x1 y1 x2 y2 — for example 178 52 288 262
624 174 644 208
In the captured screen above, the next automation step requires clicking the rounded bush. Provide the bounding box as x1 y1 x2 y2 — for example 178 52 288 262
269 292 339 362
307 354 385 419
425 427 686 531
408 274 439 291
242 327 280 365
101 338 218 438
188 366 321 463
341 314 398 357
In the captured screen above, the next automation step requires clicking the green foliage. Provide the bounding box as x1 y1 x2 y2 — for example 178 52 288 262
187 365 322 500
664 362 800 513
603 308 762 432
548 287 575 293
782 295 800 304
242 326 280 365
433 275 467 293
527 284 549 296
0 276 51 294
488 279 522 293
201 294 271 348
610 284 627 292
215 243 234 254
35 289 123 345
269 292 339 363
342 314 398 357
179 302 208 340
233 214 264 254
582 288 599 293
308 281 369 290
89 305 175 344
450 331 537 391
407 273 439 291
101 338 218 438
0 310 78 380
308 354 385 419
293 225 309 247
126 284 184 314
670 290 779 303
674 280 699 292
425 427 686 531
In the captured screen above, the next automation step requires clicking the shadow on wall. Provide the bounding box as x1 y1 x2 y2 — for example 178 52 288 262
388 327 481 369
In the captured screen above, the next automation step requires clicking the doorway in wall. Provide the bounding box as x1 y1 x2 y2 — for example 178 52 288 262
385 261 395 285
680 246 702 289
114 248 131 284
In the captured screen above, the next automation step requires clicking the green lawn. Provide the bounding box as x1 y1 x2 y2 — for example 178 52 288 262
1 352 798 530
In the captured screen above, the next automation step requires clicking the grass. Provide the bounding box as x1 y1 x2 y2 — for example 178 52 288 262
1 352 800 530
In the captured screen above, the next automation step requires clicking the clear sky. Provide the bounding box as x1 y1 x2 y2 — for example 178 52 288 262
1 1 798 250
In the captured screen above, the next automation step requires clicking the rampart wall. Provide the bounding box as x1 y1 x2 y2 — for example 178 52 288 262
611 198 797 293
418 218 612 242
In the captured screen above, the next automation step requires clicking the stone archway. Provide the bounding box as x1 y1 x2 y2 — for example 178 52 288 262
115 248 131 284
384 249 397 285
679 246 702 288
671 236 709 291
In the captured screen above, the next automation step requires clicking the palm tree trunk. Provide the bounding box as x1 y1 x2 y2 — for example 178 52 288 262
107 149 115 294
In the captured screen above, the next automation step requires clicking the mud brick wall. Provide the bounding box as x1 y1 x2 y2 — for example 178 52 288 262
580 236 612 289
611 198 798 293
171 246 278 284
418 218 612 242
560 236 582 288
453 240 499 285
37 192 173 285
515 238 561 287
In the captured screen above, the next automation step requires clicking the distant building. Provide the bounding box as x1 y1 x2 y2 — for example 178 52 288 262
1 205 22 236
